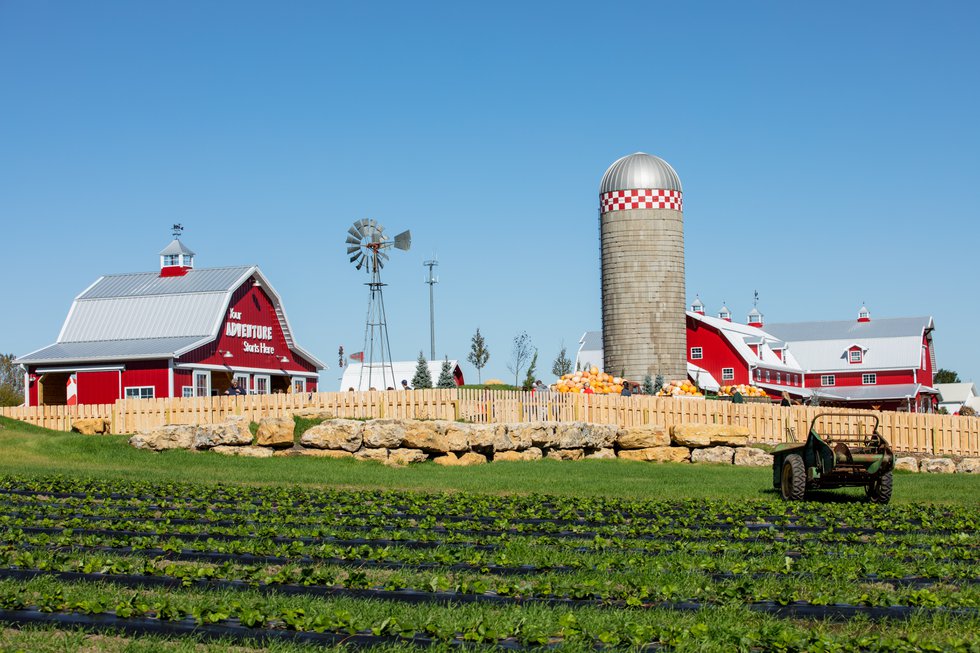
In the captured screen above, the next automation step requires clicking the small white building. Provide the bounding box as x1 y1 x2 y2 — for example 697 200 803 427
935 382 978 414
339 361 463 391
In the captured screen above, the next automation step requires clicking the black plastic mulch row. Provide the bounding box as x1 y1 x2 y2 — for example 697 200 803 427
11 542 977 588
0 504 957 538
0 486 955 533
0 607 597 650
1 568 974 622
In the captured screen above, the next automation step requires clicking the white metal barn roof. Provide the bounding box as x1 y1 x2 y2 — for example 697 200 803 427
17 266 325 368
339 361 462 392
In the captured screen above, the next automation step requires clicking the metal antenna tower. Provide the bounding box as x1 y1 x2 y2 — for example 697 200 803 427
423 259 439 361
345 220 412 390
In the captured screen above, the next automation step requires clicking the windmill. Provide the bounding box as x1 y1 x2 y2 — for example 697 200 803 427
346 219 411 390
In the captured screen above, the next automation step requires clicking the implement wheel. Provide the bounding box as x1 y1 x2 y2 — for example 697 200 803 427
780 454 806 501
866 471 893 504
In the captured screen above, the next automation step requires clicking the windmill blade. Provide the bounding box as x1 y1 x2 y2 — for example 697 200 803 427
349 252 362 263
347 226 361 239
378 250 389 261
345 235 361 245
393 230 412 251
346 246 360 255
355 258 365 271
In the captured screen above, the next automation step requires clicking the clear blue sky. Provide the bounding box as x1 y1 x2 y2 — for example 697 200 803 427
2 1 978 387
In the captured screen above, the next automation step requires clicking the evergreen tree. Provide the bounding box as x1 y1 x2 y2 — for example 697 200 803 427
411 351 432 389
551 343 572 377
642 374 654 395
436 357 455 388
522 350 538 390
653 374 664 394
466 328 490 383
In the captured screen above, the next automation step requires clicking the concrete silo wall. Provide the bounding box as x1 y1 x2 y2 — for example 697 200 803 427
600 207 687 381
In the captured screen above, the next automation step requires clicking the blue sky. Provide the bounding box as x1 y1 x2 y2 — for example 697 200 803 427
2 1 978 387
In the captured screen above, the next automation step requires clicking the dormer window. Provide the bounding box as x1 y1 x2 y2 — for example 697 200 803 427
848 346 863 364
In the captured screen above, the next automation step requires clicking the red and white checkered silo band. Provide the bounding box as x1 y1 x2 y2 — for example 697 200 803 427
600 189 683 212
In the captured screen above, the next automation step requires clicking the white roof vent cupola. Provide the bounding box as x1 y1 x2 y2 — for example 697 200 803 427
858 305 871 322
159 224 195 277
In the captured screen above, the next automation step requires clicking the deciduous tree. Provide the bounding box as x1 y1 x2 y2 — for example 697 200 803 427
0 354 24 407
506 331 533 387
466 328 490 384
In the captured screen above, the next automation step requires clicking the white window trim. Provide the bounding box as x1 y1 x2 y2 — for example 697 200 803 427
821 375 836 387
862 373 877 385
292 378 306 393
124 386 155 400
253 374 271 395
765 370 771 382
182 386 194 398
233 373 250 391
194 371 210 397
849 349 862 363
721 368 735 381
690 347 703 360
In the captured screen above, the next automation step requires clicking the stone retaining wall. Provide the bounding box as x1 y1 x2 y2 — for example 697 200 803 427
128 416 980 472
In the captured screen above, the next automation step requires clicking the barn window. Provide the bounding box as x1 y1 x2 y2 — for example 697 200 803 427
722 368 735 381
194 372 210 397
163 255 179 266
293 378 306 393
776 372 781 384
690 347 703 360
765 370 771 382
862 373 877 385
821 375 836 386
124 386 155 400
849 349 863 363
182 386 194 398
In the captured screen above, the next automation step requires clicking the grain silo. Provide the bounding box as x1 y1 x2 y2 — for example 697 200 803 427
599 152 686 382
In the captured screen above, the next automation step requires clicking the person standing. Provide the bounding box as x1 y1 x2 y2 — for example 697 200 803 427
225 379 246 396
401 379 412 390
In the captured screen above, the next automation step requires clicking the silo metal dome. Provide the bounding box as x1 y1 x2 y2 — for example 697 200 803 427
600 152 682 194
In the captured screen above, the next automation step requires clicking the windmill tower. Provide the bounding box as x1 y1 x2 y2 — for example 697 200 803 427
345 219 411 390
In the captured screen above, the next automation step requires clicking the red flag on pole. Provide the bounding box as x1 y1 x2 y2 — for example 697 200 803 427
350 352 364 362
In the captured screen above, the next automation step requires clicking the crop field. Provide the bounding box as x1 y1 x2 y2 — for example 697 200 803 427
0 475 977 651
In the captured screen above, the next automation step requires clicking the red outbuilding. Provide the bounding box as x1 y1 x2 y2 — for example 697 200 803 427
16 237 325 405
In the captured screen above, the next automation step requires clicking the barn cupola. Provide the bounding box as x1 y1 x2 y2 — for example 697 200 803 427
857 305 871 322
718 303 732 322
159 224 195 277
747 290 764 328
691 296 705 316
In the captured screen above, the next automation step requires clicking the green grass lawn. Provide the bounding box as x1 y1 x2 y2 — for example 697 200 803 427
1 416 976 504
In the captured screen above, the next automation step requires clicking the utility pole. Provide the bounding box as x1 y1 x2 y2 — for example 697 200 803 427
423 259 439 361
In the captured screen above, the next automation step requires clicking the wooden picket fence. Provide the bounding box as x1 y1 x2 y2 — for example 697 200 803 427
2 389 978 456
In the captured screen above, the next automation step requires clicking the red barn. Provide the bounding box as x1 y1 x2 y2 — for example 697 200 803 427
16 237 324 406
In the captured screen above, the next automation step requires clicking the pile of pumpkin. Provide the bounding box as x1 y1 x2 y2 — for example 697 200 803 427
718 384 768 398
656 380 704 397
554 368 627 394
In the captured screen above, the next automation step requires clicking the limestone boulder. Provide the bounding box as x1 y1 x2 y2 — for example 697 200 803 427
546 448 584 461
671 423 751 448
691 446 735 465
301 420 363 451
386 448 430 466
401 420 468 452
586 448 616 460
255 417 295 448
435 451 487 466
299 449 354 459
194 416 253 449
617 446 690 463
212 445 274 458
361 419 404 448
130 424 198 451
921 458 956 474
465 424 499 450
494 424 537 451
555 422 618 449
71 418 110 435
354 448 388 462
895 457 919 472
733 447 773 467
616 426 669 449
956 458 980 474
493 447 543 462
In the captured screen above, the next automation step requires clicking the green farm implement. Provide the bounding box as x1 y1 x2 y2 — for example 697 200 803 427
772 413 895 503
